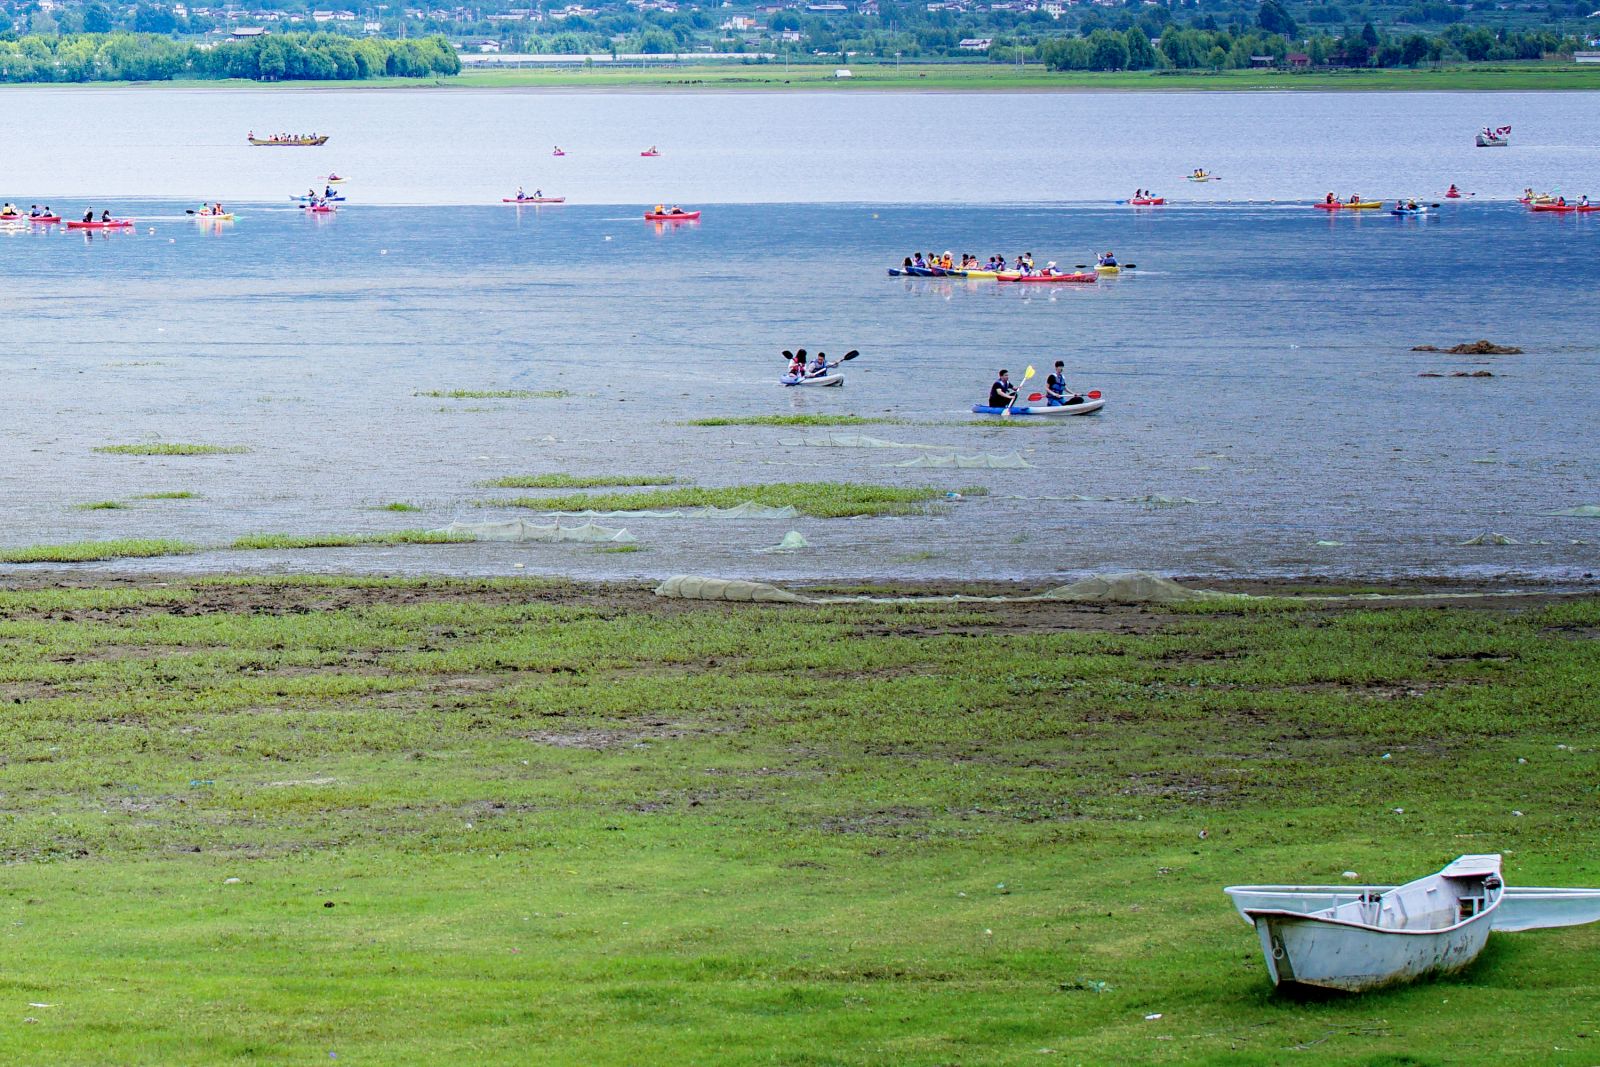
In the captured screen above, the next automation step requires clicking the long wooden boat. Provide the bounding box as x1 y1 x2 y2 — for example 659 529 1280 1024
1238 854 1504 992
248 135 329 146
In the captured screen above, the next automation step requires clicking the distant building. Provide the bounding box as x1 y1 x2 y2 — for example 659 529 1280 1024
1576 50 1600 62
958 37 991 50
230 25 267 35
1249 54 1274 67
1287 51 1310 67
834 66 852 76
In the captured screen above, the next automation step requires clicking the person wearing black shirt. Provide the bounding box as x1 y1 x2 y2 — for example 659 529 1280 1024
989 370 1017 408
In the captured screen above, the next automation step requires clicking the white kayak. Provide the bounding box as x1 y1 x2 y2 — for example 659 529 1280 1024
1226 883 1600 934
971 397 1104 417
782 373 843 387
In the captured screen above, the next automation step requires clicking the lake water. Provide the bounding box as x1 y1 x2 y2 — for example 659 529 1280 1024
0 88 1597 582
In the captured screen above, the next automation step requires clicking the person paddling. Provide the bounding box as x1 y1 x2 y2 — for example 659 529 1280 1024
787 352 806 379
989 369 1017 408
806 351 830 379
1098 251 1117 268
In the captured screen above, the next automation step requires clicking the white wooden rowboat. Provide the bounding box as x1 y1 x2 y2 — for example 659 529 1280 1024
1238 854 1505 992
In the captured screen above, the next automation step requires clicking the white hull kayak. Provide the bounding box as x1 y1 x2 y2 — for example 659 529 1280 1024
782 374 843 387
1241 855 1503 992
971 398 1104 417
1226 883 1600 933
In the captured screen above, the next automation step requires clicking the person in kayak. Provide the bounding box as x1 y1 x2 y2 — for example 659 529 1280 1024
1324 192 1336 205
806 352 830 379
1581 195 1591 207
1098 251 1117 268
534 189 543 199
553 146 564 155
101 210 112 222
989 370 1017 408
1447 184 1459 197
1045 361 1075 406
787 352 806 379
324 185 335 198
81 210 94 223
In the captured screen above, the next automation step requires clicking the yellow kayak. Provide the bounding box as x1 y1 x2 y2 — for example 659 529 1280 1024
1095 264 1121 274
961 269 999 279
1344 201 1382 210
195 213 235 221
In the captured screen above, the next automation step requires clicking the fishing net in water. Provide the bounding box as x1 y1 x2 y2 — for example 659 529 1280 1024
1547 505 1600 517
889 452 1033 469
756 531 811 554
782 434 953 450
1459 532 1518 545
432 520 635 543
548 503 798 519
653 576 811 603
1034 572 1232 604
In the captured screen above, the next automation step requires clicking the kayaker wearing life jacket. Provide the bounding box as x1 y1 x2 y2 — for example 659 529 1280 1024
1447 184 1459 196
82 210 94 223
101 210 112 222
787 352 805 379
1045 362 1069 407
989 370 1017 408
1324 192 1336 205
806 352 829 379
1098 251 1117 268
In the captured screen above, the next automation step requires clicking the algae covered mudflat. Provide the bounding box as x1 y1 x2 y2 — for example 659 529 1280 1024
1 575 1596 1063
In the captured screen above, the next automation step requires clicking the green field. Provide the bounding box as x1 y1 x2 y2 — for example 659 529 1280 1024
1 576 1597 1064
76 60 1600 92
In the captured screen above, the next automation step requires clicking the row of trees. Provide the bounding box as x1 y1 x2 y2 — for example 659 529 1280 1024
1038 14 1585 71
0 31 460 81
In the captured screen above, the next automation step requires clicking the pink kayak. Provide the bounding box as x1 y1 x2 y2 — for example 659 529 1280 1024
645 210 699 221
995 271 1096 284
502 197 565 203
66 219 134 229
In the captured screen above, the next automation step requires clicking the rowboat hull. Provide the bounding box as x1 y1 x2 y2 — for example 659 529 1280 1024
1240 854 1503 993
1475 135 1508 148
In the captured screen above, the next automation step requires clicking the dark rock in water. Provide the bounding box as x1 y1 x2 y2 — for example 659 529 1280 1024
1448 340 1522 355
1412 341 1522 355
1418 372 1444 377
1450 370 1495 377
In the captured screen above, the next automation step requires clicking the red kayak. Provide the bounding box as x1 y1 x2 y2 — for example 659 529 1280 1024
66 219 133 229
1445 191 1462 199
996 271 1096 284
1529 203 1596 213
645 210 699 221
502 197 565 203
1129 197 1165 206
0 214 59 224
303 205 336 214
641 150 660 157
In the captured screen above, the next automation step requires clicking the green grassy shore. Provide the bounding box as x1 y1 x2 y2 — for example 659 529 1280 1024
0 575 1597 1064
75 60 1600 92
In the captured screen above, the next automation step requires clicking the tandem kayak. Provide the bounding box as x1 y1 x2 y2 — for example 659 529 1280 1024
1129 197 1165 206
1315 201 1382 210
194 213 234 221
1391 207 1435 217
1530 203 1597 213
645 210 699 221
290 194 346 202
971 398 1105 417
995 271 1096 284
781 373 844 387
1 214 58 224
65 219 134 229
503 197 565 204
1187 175 1216 182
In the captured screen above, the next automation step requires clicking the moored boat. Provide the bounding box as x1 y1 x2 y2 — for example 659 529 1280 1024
1226 883 1600 934
1238 854 1504 992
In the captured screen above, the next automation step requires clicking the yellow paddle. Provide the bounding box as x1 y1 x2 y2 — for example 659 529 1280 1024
1002 365 1035 418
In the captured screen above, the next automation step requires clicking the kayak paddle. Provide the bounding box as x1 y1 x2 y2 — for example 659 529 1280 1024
1002 366 1035 419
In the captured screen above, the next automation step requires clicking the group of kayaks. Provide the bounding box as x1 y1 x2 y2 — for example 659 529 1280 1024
891 265 1103 283
1 213 133 229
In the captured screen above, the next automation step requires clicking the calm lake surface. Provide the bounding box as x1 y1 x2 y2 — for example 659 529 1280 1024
1 88 1596 582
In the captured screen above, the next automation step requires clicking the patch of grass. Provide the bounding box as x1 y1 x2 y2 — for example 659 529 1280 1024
72 500 128 511
377 502 423 512
0 579 1592 1063
416 389 569 400
133 491 196 500
478 474 681 489
230 530 472 550
93 443 249 456
483 481 952 518
594 543 644 553
0 538 197 563
686 414 902 427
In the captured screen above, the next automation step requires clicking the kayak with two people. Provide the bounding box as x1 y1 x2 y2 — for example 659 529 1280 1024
972 365 1105 417
780 348 859 387
645 204 700 221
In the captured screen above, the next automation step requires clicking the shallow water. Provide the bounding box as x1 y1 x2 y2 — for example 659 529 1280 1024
1 192 1596 582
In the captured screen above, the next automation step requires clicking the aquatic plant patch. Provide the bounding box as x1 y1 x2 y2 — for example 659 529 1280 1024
416 389 569 399
483 482 956 518
478 474 682 489
230 531 473 550
94 443 250 456
133 491 197 500
0 538 197 563
686 415 904 427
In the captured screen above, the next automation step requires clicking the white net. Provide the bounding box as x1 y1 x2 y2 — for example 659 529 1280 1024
546 503 799 519
756 531 811 554
890 452 1033 469
432 520 635 543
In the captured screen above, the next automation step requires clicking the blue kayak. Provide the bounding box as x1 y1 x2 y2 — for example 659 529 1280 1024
972 398 1105 417
291 194 347 202
1391 208 1433 216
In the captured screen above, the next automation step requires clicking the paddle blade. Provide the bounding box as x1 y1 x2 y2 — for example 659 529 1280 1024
1027 393 1043 402
1022 365 1036 384
841 350 859 361
1087 390 1102 399
782 350 793 359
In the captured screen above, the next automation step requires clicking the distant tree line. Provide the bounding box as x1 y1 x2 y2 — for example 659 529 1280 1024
0 31 460 82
